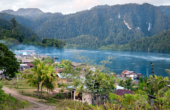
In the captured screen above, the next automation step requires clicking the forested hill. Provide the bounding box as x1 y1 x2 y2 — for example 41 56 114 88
159 6 170 16
0 18 37 39
0 18 65 48
128 29 170 53
100 29 170 53
1 3 170 49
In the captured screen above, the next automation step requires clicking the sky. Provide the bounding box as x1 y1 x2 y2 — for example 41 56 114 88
0 0 170 14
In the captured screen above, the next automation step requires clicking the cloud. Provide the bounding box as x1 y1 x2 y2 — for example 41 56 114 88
48 0 100 14
0 0 170 14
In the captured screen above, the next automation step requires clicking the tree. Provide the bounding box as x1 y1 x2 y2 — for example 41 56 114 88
42 56 54 64
119 78 135 90
29 35 38 42
84 69 116 104
22 69 39 95
165 69 170 77
40 64 56 95
22 59 44 96
23 59 56 96
0 43 19 79
10 18 17 29
137 75 170 109
10 18 17 34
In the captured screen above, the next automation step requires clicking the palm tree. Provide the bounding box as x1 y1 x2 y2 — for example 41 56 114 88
40 64 56 96
22 72 39 93
31 59 45 96
23 59 57 97
147 75 169 95
165 69 170 77
145 75 170 109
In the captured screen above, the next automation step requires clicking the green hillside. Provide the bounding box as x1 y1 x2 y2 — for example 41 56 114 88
1 3 170 49
64 35 101 49
159 6 170 16
0 18 65 48
0 17 37 39
128 29 170 53
100 29 170 53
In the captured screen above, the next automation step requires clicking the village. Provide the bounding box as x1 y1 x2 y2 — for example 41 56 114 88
1 46 170 110
2 50 144 105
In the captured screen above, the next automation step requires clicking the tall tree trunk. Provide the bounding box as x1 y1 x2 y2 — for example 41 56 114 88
41 84 43 97
37 83 39 96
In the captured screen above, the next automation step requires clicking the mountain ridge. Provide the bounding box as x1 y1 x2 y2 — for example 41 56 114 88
1 3 170 49
1 8 44 17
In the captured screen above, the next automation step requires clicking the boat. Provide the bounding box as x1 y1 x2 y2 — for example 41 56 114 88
54 57 59 59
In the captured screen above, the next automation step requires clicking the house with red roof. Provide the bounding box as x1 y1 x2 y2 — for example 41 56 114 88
121 70 142 80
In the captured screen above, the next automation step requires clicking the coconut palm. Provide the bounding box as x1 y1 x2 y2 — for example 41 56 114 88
22 69 39 95
31 59 45 96
165 69 170 77
147 75 169 95
23 59 56 96
40 64 56 96
142 75 170 109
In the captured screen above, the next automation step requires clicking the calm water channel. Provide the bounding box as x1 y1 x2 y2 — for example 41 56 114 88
37 49 170 77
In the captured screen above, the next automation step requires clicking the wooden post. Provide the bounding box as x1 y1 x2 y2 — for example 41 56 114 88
17 74 18 88
74 90 75 100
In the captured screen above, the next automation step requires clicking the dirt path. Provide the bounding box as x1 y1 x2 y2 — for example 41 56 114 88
2 86 56 110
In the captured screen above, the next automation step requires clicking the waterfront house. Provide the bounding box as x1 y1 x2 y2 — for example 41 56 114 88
121 70 142 80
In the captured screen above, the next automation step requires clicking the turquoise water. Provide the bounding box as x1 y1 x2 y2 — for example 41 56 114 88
39 49 170 77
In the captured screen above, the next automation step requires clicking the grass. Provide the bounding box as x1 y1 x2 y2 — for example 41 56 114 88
0 97 33 110
3 78 47 96
0 87 33 110
39 98 92 110
3 78 92 110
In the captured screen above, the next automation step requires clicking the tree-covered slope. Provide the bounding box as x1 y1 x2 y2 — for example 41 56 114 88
64 35 101 49
0 17 37 39
0 18 65 48
159 6 170 16
0 13 32 29
100 29 170 53
1 3 170 49
32 3 170 46
128 29 170 53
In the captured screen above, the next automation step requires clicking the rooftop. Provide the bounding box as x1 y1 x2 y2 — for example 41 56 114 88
121 70 135 75
115 89 134 96
20 64 29 67
22 59 34 63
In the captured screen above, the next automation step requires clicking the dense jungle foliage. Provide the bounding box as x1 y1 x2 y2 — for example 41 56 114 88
0 18 65 48
100 29 170 53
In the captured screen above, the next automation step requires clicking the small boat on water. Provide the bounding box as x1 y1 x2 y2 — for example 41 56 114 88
54 57 59 59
